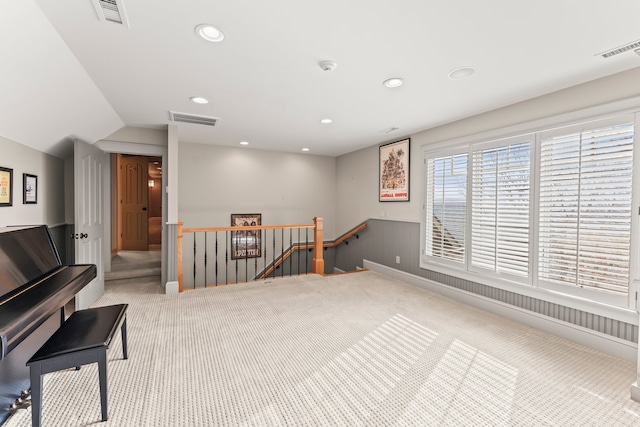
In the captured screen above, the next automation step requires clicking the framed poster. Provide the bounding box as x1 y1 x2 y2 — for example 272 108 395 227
23 173 37 204
0 167 13 207
379 138 410 202
231 213 262 259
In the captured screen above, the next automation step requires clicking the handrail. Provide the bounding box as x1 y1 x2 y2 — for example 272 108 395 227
257 244 305 279
323 222 367 249
183 224 315 233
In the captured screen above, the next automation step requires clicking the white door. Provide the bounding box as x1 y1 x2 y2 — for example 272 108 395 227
74 139 105 309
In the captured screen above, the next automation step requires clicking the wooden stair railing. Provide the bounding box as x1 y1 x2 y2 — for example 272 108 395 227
177 218 368 291
177 217 324 292
256 221 367 279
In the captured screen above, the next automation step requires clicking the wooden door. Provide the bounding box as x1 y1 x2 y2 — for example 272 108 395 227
120 156 149 250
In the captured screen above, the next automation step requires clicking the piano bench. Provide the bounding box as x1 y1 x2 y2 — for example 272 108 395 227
26 304 129 427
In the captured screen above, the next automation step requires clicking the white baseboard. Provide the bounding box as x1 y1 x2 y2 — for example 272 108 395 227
364 260 638 363
631 382 640 402
165 280 179 295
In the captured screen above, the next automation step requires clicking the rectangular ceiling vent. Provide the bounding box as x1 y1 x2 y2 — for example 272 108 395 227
92 0 130 27
169 111 220 127
599 40 640 58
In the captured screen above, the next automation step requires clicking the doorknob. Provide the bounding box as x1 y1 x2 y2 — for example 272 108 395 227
79 233 88 239
142 207 147 211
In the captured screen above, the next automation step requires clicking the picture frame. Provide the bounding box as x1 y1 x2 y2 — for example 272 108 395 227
379 138 410 202
23 173 37 204
230 213 262 260
0 167 13 207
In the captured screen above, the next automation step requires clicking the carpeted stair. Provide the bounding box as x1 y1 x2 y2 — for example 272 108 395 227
105 251 161 285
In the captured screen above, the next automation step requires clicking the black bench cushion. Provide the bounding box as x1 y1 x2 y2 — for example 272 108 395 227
28 304 128 364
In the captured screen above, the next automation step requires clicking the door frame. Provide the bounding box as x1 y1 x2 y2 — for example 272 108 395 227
93 141 168 284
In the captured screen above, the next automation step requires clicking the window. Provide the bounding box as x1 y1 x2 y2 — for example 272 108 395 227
471 140 530 277
425 154 467 263
422 112 637 307
538 121 634 294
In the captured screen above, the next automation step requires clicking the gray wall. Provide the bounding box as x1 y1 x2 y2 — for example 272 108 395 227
178 142 337 239
0 135 66 228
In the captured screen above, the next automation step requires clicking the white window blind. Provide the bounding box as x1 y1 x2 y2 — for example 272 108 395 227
538 122 634 294
471 141 530 276
425 154 467 263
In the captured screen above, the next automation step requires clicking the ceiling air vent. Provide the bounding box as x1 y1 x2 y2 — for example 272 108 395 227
169 111 220 127
92 0 130 27
598 40 640 58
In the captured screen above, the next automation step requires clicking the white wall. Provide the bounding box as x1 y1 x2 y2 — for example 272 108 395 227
102 126 168 147
336 66 640 227
0 136 65 227
178 142 337 239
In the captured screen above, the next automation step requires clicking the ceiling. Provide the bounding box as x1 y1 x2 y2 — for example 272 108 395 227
2 0 640 159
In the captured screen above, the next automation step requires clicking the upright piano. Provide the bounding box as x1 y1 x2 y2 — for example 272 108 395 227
0 225 96 423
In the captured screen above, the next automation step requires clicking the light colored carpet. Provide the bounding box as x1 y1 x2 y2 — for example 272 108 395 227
5 271 640 426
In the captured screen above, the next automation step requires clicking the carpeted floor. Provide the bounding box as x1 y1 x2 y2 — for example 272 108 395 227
5 271 640 426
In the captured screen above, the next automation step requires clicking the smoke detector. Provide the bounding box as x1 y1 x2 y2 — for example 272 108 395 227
319 61 337 72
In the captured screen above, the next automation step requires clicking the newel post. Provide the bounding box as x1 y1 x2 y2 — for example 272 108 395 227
312 217 325 274
177 220 184 292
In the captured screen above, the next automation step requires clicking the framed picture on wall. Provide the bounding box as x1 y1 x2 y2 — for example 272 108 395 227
379 138 410 202
0 167 13 207
23 173 37 204
231 213 262 259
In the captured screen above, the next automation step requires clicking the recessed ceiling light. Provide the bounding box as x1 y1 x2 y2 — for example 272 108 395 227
239 141 249 146
301 148 310 152
320 119 332 124
195 24 225 42
190 96 209 104
383 77 404 88
448 67 475 80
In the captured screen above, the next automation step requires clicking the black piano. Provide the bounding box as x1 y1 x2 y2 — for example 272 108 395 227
0 225 96 423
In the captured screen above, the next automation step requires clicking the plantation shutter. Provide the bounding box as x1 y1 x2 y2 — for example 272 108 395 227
538 121 634 294
425 154 467 263
471 141 530 276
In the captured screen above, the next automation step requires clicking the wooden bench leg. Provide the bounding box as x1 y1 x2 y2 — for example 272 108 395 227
98 350 108 421
29 364 43 427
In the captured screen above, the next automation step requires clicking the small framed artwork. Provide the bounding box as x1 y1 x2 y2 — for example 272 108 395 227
379 138 410 202
0 167 13 207
23 173 37 204
231 213 262 259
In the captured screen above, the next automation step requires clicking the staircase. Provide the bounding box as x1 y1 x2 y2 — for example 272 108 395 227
106 251 161 285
